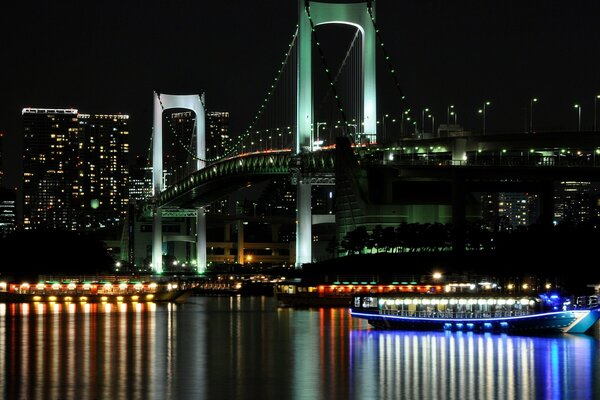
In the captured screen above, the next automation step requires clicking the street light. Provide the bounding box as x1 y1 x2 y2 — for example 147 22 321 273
574 104 581 131
447 105 454 127
348 123 358 143
421 107 429 135
529 97 538 133
400 109 410 136
315 122 327 149
594 94 600 132
478 101 491 134
382 113 389 142
450 111 457 125
428 114 435 137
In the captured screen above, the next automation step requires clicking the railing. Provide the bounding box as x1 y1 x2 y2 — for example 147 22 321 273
378 309 533 319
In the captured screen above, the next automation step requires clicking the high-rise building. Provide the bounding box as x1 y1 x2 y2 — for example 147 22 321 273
76 113 130 230
0 188 16 235
22 108 129 231
555 181 599 224
206 111 230 159
129 157 152 202
166 111 196 186
22 108 79 230
498 193 539 228
0 131 4 188
480 192 540 229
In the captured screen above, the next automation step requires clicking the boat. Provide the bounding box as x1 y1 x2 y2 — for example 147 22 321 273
350 293 600 334
0 279 194 304
275 280 445 308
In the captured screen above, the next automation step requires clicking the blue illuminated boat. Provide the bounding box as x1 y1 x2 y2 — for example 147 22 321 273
350 294 600 334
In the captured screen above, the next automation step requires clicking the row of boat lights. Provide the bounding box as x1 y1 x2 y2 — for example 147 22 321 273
380 298 536 306
0 282 178 292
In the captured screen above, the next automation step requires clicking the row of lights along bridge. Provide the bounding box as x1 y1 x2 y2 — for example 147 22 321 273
363 94 600 141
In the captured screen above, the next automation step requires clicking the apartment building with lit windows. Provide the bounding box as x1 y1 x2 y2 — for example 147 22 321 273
22 108 129 231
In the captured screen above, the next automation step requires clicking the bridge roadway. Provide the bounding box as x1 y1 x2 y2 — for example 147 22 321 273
158 131 600 209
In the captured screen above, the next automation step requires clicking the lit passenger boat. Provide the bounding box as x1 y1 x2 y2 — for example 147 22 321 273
0 280 192 304
275 281 444 308
350 294 600 334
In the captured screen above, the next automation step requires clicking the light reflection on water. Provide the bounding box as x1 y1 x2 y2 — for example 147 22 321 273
349 328 600 400
1 299 599 400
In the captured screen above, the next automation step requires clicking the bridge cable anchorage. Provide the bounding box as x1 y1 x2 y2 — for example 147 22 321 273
366 2 412 119
237 27 299 156
304 1 350 140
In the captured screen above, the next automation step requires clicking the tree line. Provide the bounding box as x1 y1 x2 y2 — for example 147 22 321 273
336 220 600 255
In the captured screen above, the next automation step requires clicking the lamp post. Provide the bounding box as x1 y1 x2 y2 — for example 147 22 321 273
529 97 538 133
315 122 327 149
348 123 358 143
574 104 581 132
421 107 429 135
594 94 600 132
428 114 435 137
404 116 412 137
447 105 454 127
400 109 410 137
478 101 491 134
450 111 457 125
382 113 389 143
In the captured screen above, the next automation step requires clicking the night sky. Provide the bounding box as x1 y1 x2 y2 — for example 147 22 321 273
1 0 600 189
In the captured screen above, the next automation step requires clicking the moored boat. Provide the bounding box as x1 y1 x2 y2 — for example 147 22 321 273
275 280 444 308
350 293 600 334
0 280 193 304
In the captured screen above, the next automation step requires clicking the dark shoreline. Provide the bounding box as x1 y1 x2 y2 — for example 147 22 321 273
300 251 597 295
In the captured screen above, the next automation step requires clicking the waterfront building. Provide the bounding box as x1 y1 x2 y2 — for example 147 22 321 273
206 111 231 160
0 188 16 235
0 132 4 188
129 157 152 202
480 192 540 229
554 181 600 224
165 110 196 186
76 113 129 230
22 108 79 230
498 193 539 228
22 108 129 231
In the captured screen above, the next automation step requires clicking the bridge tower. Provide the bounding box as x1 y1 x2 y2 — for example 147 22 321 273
152 92 206 274
295 0 377 267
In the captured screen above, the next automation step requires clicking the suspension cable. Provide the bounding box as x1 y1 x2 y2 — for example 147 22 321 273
235 27 299 155
366 1 411 117
304 1 350 137
318 27 360 112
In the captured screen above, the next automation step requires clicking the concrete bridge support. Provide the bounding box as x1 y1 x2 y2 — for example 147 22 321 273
237 220 245 265
196 207 207 274
296 180 313 267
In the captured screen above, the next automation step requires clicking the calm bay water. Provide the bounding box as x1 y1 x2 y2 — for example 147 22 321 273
1 297 600 400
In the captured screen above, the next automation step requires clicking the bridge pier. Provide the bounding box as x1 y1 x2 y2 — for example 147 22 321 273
452 138 467 165
153 207 163 273
196 207 207 274
237 220 245 265
296 179 312 268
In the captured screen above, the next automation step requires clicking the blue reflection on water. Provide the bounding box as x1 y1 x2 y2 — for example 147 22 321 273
349 328 600 400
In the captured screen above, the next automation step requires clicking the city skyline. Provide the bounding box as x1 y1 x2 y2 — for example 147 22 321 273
1 0 600 189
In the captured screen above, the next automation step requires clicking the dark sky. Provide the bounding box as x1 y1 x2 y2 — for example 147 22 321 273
1 0 600 189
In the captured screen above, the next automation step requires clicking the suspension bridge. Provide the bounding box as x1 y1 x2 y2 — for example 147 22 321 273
144 0 600 274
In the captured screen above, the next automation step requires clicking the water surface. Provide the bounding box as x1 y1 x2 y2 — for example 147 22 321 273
1 297 599 399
